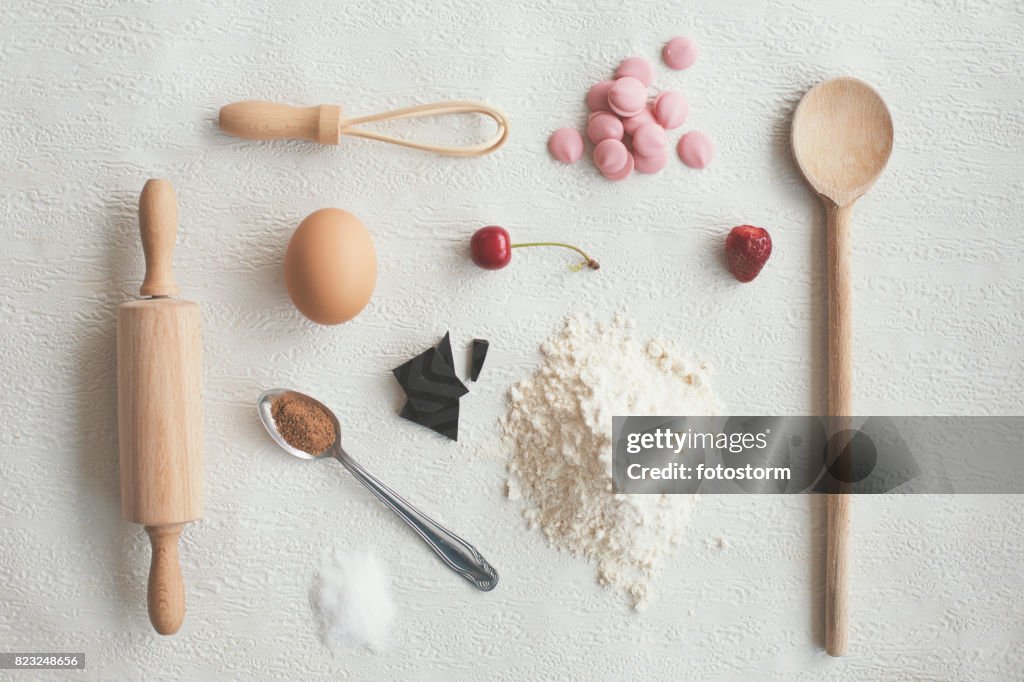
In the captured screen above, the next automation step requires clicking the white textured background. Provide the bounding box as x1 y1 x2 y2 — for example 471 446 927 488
1 0 1022 679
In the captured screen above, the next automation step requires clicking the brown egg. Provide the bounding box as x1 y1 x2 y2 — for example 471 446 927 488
284 208 377 325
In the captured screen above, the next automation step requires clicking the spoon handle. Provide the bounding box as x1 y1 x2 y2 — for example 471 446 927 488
333 449 499 591
826 202 854 417
825 201 854 656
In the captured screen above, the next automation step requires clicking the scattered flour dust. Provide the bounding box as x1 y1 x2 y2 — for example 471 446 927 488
502 315 722 609
313 547 396 653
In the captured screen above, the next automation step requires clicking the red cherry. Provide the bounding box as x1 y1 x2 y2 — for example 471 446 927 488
471 225 512 270
470 226 599 272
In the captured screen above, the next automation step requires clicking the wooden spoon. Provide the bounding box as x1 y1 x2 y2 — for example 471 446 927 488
791 77 893 656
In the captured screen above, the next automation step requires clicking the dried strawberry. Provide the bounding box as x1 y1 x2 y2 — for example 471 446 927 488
725 225 772 283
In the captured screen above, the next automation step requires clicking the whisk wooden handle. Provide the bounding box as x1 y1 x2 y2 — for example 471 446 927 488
146 524 186 635
218 101 342 145
139 179 180 298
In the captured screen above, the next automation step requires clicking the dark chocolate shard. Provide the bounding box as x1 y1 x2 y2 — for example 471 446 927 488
392 350 429 395
470 339 489 381
437 331 455 369
399 399 459 441
392 342 468 414
414 348 468 411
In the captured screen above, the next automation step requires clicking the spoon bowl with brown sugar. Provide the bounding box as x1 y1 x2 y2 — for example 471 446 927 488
258 388 498 591
791 77 894 657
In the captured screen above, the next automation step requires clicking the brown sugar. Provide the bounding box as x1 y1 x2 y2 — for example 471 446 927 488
271 393 336 455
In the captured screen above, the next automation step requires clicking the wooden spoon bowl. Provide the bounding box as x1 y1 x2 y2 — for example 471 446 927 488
793 77 894 207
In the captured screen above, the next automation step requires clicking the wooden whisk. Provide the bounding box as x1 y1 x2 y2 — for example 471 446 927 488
218 100 509 157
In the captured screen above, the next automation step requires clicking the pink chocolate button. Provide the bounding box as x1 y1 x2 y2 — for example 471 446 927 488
548 128 584 164
593 138 630 174
586 112 624 144
634 151 668 174
621 107 656 136
677 130 714 169
586 80 614 112
662 36 698 70
632 123 667 157
607 76 647 117
601 151 635 180
614 57 656 87
653 91 688 129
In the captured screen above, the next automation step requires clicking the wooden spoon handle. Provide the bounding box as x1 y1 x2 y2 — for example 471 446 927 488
145 524 186 635
826 202 853 417
825 201 854 656
138 179 180 298
826 489 851 655
218 101 342 145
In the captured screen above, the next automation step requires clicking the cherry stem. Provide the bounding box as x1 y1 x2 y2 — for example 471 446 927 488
510 242 600 270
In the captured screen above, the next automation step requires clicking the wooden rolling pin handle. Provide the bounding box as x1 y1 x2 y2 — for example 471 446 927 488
825 200 854 657
145 524 186 635
139 179 180 298
218 101 342 145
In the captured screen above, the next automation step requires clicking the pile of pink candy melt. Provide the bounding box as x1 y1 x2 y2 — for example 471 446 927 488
548 36 714 180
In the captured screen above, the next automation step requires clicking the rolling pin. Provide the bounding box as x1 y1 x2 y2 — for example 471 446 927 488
117 179 204 635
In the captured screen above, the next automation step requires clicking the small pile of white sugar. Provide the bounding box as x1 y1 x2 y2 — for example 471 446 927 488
313 547 396 653
502 315 721 608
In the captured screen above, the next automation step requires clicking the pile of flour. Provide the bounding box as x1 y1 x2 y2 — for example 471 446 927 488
502 315 721 608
